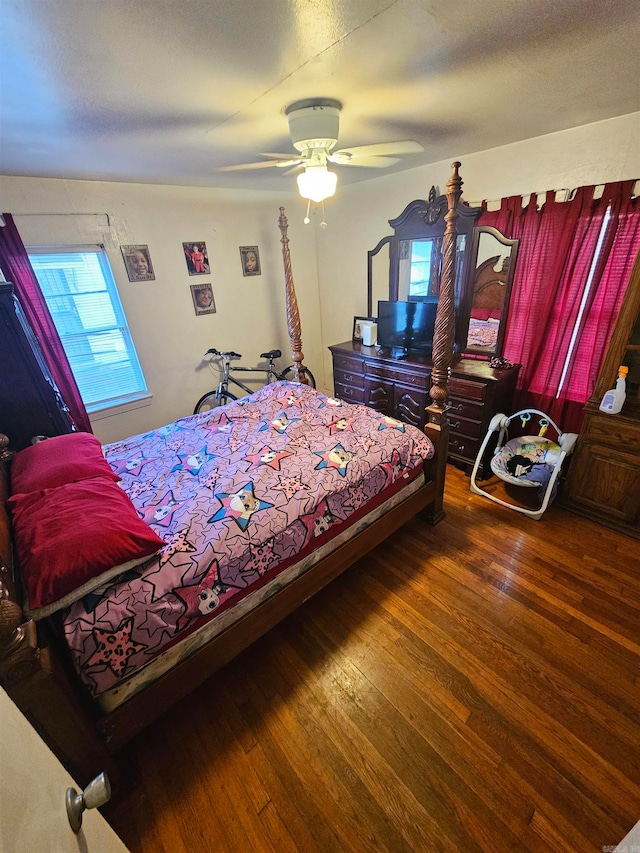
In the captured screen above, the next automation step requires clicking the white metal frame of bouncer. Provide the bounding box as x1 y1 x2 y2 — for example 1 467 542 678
469 408 578 520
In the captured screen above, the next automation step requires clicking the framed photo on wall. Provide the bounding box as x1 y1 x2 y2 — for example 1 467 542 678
352 316 376 343
191 283 216 315
239 245 261 277
183 242 210 276
121 245 155 282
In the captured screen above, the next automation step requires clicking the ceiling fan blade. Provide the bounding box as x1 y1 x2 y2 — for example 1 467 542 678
280 163 305 176
259 152 303 160
217 159 299 172
333 140 424 158
328 153 400 168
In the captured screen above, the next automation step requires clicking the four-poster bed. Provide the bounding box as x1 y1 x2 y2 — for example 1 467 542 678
0 162 464 783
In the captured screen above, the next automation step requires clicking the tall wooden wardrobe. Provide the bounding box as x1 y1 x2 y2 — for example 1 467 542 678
0 283 75 451
564 249 640 538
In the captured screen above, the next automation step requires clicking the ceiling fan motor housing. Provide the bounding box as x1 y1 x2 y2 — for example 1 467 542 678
286 99 341 153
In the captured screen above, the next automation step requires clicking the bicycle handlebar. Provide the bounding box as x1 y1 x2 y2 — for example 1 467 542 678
205 348 242 359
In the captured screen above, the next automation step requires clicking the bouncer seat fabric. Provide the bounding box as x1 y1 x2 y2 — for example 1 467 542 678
490 435 562 488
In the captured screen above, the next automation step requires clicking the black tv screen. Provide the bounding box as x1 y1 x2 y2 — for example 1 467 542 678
377 300 438 355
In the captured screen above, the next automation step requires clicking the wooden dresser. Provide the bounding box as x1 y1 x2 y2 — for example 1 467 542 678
329 341 520 476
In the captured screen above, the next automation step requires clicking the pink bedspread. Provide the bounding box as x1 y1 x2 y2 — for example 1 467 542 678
63 382 434 697
467 318 499 349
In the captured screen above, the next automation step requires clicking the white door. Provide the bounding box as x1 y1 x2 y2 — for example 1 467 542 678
0 687 130 853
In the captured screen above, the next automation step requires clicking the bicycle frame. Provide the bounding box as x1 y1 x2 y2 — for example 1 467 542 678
216 357 283 398
224 365 276 396
195 348 315 414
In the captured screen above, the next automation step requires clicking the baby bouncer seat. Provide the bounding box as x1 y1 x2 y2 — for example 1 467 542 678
469 408 578 520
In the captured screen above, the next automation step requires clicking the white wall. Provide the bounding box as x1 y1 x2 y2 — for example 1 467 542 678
315 111 640 382
0 177 322 443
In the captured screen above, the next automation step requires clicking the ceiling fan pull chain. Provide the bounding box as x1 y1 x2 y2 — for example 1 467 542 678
320 199 328 229
303 198 311 225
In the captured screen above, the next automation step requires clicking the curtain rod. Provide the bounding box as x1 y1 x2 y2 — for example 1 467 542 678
470 178 639 209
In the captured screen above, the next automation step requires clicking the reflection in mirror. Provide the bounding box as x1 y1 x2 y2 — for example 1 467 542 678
464 227 519 356
398 239 442 300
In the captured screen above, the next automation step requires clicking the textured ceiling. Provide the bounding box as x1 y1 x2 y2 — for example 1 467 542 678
1 0 639 191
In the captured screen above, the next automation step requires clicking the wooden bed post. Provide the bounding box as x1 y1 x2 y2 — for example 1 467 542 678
423 161 463 522
278 207 310 385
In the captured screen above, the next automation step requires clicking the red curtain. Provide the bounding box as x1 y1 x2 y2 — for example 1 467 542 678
0 213 92 433
560 182 640 416
478 182 640 432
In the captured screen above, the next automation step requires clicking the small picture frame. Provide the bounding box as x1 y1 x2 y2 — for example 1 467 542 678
352 316 376 343
191 283 216 315
183 242 210 276
121 245 155 282
239 245 261 277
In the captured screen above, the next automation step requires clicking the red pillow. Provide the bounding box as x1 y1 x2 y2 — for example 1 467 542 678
10 477 165 619
471 308 501 321
10 432 119 495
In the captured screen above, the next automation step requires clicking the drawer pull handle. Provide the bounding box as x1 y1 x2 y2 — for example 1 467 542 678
452 403 463 412
450 420 461 429
344 373 353 382
344 388 353 396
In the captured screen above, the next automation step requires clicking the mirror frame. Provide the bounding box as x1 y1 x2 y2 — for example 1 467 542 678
367 236 393 317
367 186 482 355
461 225 520 358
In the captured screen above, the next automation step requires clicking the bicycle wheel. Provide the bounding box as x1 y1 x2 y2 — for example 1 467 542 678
281 365 316 389
193 389 237 414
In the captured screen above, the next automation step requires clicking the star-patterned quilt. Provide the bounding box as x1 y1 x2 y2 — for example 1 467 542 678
63 381 435 698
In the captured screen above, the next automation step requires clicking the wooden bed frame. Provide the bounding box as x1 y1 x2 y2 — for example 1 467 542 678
0 162 464 785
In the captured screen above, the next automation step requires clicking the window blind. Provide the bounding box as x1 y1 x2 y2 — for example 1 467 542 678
28 246 148 411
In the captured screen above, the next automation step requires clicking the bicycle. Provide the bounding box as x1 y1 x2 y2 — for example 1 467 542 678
194 347 316 414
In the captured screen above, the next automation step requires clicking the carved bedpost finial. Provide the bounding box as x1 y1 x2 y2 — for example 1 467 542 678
278 207 309 385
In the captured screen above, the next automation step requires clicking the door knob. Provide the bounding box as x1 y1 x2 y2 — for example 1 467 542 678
66 772 111 833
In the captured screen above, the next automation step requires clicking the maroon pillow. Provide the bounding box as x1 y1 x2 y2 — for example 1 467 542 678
10 477 165 618
11 432 119 496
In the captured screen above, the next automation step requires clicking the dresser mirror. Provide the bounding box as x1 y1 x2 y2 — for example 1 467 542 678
461 226 519 357
366 185 481 356
366 187 518 358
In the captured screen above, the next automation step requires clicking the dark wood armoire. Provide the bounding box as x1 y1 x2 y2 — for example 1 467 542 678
0 283 75 451
563 248 640 538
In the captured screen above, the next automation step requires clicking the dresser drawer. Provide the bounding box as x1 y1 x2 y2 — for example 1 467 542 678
448 433 481 461
448 396 484 421
334 382 365 403
333 355 363 376
365 361 429 389
334 367 364 390
449 376 486 402
583 413 640 455
448 414 484 439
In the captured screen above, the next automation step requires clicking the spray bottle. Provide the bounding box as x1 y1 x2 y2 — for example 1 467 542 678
599 366 628 414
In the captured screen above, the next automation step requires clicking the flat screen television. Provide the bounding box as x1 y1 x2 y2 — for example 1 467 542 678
377 300 438 356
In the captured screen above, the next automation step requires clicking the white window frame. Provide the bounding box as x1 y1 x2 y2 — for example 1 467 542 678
28 244 150 414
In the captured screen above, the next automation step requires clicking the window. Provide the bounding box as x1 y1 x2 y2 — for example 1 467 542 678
28 246 148 413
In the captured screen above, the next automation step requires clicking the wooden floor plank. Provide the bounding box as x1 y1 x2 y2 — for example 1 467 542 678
108 466 640 852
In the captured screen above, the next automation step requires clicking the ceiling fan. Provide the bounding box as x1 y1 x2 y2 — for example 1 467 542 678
218 98 424 206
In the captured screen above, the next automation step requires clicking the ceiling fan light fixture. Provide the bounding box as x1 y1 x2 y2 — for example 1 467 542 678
297 165 337 203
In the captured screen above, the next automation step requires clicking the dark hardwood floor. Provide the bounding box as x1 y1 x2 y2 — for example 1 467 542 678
106 465 640 853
